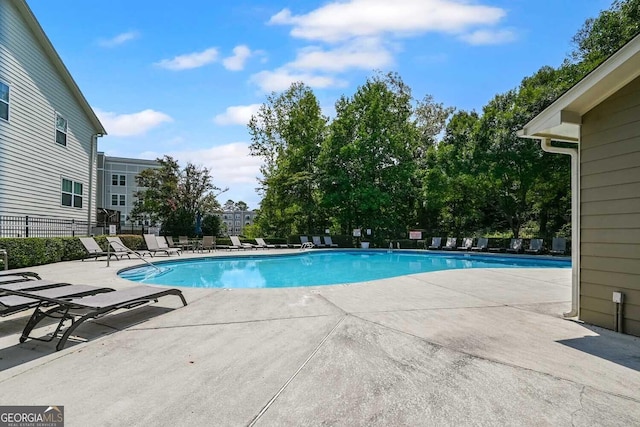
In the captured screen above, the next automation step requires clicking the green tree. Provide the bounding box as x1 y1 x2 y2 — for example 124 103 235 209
234 201 249 211
223 199 235 211
201 214 222 236
318 72 420 240
131 156 224 236
249 82 327 237
569 0 640 69
421 110 486 235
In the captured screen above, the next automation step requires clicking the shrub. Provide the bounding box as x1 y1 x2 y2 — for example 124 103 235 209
0 235 148 269
0 237 66 268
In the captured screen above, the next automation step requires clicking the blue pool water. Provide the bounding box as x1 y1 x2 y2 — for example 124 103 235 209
118 250 570 289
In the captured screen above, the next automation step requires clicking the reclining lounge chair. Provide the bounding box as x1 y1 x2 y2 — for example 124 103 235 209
107 237 151 258
200 236 217 252
550 237 567 255
457 237 473 251
143 234 181 257
255 238 276 249
0 271 41 284
299 236 314 249
505 239 524 254
312 236 326 248
442 237 457 251
230 236 257 250
471 238 488 252
428 237 442 250
79 237 121 261
156 236 182 255
18 285 187 351
1 283 113 317
525 239 544 255
323 236 339 247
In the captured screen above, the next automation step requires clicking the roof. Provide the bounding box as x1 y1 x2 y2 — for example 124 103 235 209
518 33 640 143
12 0 106 135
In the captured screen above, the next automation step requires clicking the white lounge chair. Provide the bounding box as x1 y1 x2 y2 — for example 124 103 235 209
323 236 339 247
550 237 567 255
442 237 457 250
299 236 314 248
79 237 120 261
312 236 326 247
143 234 180 257
230 235 256 250
457 237 473 251
255 238 276 249
106 236 151 258
471 238 488 252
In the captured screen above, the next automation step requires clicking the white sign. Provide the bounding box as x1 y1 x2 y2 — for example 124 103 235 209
109 225 117 235
409 230 422 240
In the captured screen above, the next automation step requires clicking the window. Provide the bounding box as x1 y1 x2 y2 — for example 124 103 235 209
111 194 125 206
55 113 67 146
111 174 126 186
61 178 82 208
0 81 8 121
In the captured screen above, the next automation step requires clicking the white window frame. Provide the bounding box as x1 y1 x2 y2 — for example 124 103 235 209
0 80 9 122
111 194 126 206
55 112 68 146
61 178 83 208
119 175 126 186
111 174 118 186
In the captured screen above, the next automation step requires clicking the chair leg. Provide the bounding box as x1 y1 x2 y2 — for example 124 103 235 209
56 311 99 351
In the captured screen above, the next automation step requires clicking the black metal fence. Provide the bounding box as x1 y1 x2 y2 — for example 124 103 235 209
0 215 89 238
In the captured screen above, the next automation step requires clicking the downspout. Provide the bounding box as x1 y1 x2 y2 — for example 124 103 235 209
540 138 580 318
86 134 100 236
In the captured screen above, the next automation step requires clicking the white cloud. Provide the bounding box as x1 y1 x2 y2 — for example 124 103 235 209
95 108 173 136
98 31 139 47
289 38 393 72
214 104 262 126
223 45 253 71
155 47 219 70
250 69 347 93
138 142 264 208
269 0 506 43
459 28 517 45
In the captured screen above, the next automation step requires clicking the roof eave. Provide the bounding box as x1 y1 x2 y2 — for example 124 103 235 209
519 33 640 143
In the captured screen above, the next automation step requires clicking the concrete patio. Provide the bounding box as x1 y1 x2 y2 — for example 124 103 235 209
0 250 639 426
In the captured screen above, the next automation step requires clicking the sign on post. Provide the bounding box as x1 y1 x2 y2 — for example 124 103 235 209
409 230 422 240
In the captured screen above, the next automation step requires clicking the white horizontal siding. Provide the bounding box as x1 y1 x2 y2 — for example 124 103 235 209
0 1 98 222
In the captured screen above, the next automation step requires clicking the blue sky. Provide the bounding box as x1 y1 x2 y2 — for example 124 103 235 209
29 0 611 209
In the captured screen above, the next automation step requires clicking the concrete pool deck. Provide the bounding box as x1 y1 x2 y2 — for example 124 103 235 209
0 249 639 426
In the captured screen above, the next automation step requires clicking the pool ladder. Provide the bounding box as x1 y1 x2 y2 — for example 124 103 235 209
300 242 315 250
106 241 163 272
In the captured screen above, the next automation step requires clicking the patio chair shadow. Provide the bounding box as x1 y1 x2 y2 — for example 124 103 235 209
0 305 172 372
556 323 640 372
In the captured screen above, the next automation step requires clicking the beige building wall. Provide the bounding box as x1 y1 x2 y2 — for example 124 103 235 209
580 75 640 336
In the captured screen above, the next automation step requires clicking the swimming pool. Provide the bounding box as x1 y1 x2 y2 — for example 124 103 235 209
118 250 570 289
